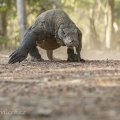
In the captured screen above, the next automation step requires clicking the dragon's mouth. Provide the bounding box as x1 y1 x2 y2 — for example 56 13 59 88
66 42 79 48
63 37 79 48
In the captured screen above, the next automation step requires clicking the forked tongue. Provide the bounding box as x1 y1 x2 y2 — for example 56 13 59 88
73 46 77 54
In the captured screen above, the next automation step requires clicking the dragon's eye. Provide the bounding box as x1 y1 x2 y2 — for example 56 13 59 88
63 29 67 35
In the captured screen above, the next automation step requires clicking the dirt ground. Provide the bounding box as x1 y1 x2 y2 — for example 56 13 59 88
0 49 120 120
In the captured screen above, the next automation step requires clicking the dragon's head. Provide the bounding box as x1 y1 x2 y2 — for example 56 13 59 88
58 23 79 47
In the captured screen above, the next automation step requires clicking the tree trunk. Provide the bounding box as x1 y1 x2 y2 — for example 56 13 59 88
0 0 11 36
16 0 27 42
106 0 114 49
0 11 7 36
89 7 101 49
0 0 11 49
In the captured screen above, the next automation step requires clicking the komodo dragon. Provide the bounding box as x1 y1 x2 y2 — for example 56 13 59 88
8 8 85 64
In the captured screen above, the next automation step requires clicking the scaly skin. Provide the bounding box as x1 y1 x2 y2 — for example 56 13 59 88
8 9 85 64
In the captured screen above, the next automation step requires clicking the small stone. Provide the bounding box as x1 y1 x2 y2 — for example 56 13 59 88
15 68 22 71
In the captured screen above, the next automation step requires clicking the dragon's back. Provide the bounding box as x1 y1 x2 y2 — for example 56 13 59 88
32 9 73 30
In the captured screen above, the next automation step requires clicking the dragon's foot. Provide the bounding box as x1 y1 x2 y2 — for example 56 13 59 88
30 57 44 62
67 54 85 62
67 54 79 62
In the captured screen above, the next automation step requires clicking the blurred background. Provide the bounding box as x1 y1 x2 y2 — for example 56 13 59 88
0 0 120 52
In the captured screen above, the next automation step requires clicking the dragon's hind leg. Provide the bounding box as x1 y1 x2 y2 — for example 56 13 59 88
46 50 61 61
